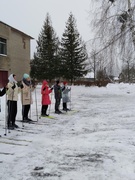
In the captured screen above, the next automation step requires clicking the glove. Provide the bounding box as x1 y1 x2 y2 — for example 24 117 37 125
43 87 46 91
51 87 53 90
20 84 24 89
12 83 16 89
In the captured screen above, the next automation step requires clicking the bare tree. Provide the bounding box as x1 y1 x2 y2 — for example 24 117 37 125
89 0 135 77
88 50 98 81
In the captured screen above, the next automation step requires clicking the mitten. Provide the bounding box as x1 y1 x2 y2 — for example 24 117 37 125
12 83 16 89
20 84 24 89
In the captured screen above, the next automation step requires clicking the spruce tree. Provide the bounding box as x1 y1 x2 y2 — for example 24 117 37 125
30 13 59 82
60 12 88 83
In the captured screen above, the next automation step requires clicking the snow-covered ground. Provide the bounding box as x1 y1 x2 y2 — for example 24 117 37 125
0 83 135 180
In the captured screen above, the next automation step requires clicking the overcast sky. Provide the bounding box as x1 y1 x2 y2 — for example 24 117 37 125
0 0 94 58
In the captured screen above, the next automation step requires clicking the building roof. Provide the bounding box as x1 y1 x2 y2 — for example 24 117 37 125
0 21 34 39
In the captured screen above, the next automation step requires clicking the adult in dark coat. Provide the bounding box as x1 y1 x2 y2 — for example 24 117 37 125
21 73 34 122
0 87 6 96
7 74 19 129
0 87 6 115
53 80 62 114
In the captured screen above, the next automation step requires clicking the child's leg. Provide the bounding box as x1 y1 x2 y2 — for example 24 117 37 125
41 105 45 115
23 105 30 119
45 105 48 115
63 102 66 110
65 103 67 109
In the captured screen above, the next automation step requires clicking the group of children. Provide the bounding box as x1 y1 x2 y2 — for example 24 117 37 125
41 79 71 116
0 74 71 130
0 73 34 129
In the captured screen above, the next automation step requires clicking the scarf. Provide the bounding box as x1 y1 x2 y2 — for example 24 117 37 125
23 78 31 86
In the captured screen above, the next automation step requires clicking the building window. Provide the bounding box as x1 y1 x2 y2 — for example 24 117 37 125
0 37 7 55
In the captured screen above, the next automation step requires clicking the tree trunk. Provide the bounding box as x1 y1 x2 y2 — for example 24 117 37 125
128 0 135 49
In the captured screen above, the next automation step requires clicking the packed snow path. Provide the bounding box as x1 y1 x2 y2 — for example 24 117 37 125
0 83 135 180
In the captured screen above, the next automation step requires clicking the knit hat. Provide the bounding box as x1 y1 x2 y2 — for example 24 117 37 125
23 73 30 79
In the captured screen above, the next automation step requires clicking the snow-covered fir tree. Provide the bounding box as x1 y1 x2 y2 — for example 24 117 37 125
60 12 88 83
30 13 59 82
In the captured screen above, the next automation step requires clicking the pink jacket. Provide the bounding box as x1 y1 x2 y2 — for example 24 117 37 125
41 80 52 105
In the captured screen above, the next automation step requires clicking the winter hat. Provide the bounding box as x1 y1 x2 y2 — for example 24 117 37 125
23 73 30 79
56 80 59 84
63 81 67 85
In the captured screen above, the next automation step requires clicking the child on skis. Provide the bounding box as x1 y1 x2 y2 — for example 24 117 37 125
21 73 35 122
62 81 71 111
41 80 53 116
7 74 19 129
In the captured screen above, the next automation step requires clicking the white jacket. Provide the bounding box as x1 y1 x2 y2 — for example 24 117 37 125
7 82 19 101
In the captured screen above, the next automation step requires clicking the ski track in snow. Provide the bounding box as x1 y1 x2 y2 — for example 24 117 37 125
0 83 135 180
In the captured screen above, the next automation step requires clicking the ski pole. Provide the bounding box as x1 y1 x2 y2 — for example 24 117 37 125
21 86 24 128
7 85 15 133
29 85 32 120
0 99 1 112
0 99 1 137
4 93 8 136
34 86 38 122
4 88 12 135
69 87 72 110
48 87 53 116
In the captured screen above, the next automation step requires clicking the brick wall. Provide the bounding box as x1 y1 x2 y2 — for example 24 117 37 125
0 22 33 81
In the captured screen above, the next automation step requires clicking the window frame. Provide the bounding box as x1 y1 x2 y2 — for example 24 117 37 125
0 37 7 56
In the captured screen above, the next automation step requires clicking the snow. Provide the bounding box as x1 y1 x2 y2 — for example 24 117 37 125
84 72 94 78
0 83 135 180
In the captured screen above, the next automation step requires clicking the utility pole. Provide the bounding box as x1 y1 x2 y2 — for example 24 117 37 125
93 53 96 82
